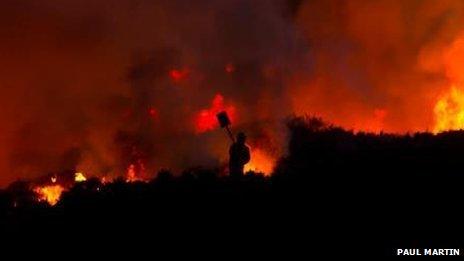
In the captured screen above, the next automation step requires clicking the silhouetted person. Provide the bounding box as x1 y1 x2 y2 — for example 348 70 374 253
229 132 250 178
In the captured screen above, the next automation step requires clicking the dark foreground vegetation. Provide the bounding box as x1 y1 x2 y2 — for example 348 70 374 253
1 117 464 256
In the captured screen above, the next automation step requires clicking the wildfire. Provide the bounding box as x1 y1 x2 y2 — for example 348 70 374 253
195 94 236 133
244 147 275 176
34 184 65 206
75 172 87 182
434 86 464 133
126 164 138 182
101 176 110 184
126 161 147 182
33 172 87 206
433 32 464 133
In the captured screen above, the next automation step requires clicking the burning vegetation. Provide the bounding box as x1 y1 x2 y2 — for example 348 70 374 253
244 147 275 175
434 87 464 133
32 172 89 205
31 166 151 206
7 116 464 210
34 184 64 206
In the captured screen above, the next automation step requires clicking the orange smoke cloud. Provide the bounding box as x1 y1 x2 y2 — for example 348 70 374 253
5 0 464 187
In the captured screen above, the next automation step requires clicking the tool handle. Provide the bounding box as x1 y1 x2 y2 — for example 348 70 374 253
225 125 235 143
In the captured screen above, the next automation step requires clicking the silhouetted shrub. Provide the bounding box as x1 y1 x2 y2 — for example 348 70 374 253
3 116 464 247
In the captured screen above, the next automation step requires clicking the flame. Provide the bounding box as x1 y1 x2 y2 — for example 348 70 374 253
126 161 147 182
101 176 110 184
432 32 464 133
195 94 236 133
34 184 65 206
434 86 464 133
244 147 275 176
126 164 138 182
74 172 87 182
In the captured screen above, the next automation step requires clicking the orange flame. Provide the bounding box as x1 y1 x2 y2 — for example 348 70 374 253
126 164 138 182
126 161 147 182
434 86 464 133
432 32 464 133
34 184 65 206
75 172 87 182
244 147 275 176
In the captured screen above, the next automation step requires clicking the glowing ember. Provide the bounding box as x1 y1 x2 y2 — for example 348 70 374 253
34 184 65 206
75 172 87 182
51 176 57 183
101 176 111 184
195 94 236 133
169 68 189 81
244 147 275 176
148 107 158 119
225 63 235 73
434 86 464 133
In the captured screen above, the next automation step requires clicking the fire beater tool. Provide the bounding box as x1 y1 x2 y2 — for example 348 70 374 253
216 111 235 143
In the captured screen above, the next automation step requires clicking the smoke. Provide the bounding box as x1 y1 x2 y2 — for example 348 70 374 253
3 0 464 186
291 0 464 132
0 0 302 186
